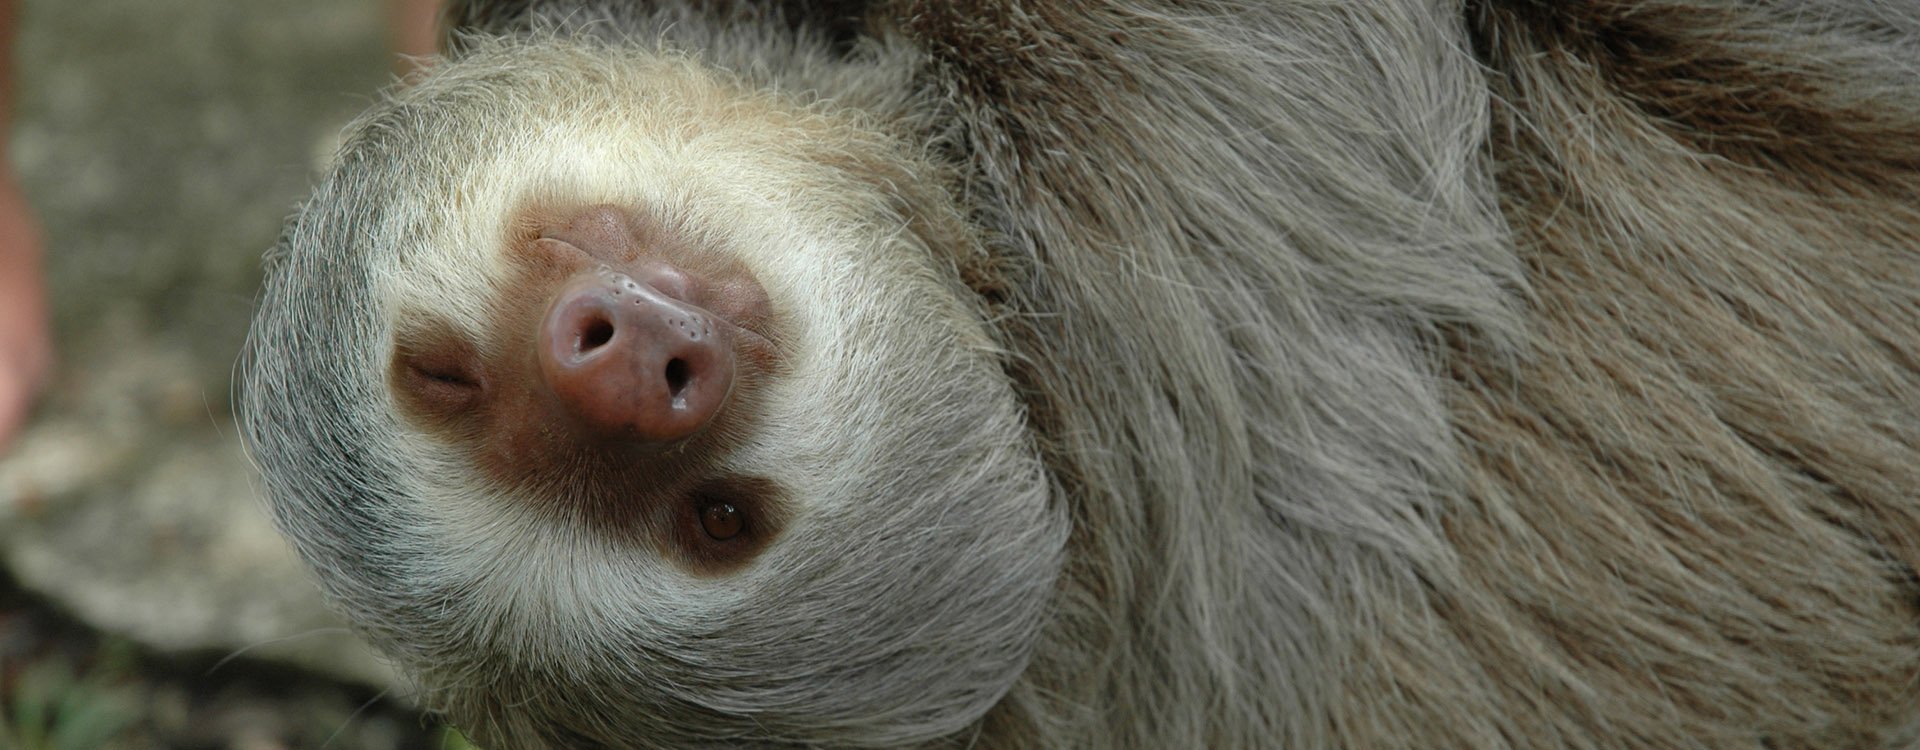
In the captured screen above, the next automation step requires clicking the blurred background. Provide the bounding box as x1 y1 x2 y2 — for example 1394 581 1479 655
0 0 464 746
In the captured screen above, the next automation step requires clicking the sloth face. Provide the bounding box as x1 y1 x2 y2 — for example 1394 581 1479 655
244 40 1066 746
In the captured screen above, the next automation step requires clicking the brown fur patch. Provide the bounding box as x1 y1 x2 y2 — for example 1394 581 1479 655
1481 1 1920 181
1369 3 1920 746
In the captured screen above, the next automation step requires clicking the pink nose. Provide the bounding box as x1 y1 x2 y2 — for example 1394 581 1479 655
537 267 736 445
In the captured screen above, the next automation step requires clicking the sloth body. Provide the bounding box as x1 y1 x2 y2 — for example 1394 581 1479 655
242 1 1920 747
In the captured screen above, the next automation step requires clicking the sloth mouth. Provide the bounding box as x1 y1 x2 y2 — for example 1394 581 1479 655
393 203 783 461
722 312 778 356
522 204 783 370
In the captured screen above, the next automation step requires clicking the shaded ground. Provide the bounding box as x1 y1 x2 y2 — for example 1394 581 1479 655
0 0 453 745
1 568 454 749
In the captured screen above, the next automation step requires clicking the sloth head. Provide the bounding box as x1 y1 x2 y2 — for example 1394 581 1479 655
242 38 1065 747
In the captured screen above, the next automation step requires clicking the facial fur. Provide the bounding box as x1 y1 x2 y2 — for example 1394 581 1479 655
244 28 1063 748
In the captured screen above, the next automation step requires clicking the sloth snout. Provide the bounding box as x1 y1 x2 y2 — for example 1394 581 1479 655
538 269 736 445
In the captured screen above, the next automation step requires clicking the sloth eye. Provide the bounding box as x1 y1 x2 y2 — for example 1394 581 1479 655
675 477 781 574
414 364 478 388
700 501 744 540
390 324 486 424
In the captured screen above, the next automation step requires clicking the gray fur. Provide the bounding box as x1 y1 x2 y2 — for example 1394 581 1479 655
242 1 1920 747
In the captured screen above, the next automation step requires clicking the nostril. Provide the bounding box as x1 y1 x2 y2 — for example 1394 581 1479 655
579 317 615 354
665 358 691 405
537 268 739 446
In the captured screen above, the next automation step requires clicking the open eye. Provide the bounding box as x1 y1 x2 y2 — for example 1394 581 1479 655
700 501 744 540
675 475 787 575
673 477 784 575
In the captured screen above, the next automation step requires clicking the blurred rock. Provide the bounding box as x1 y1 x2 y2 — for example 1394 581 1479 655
0 0 405 694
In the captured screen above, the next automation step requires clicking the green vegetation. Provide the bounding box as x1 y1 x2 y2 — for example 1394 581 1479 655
0 638 141 750
439 725 483 749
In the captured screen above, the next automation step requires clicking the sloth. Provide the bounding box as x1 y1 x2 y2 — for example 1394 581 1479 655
241 0 1920 747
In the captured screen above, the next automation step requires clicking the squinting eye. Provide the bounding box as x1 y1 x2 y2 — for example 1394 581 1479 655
700 501 744 540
